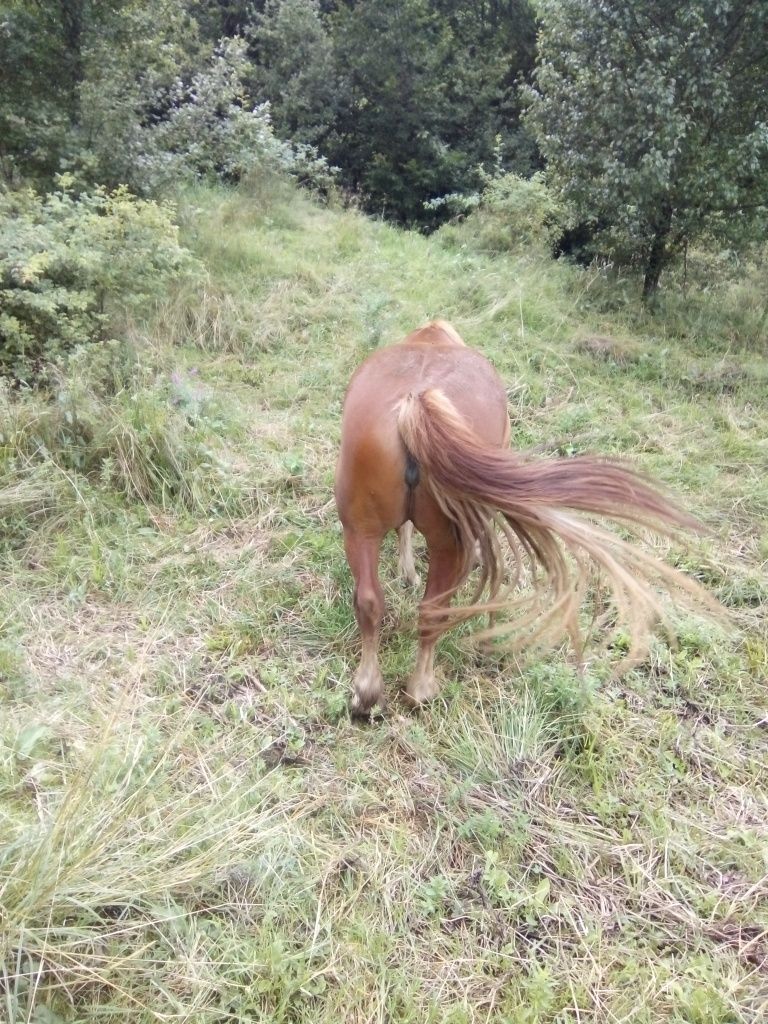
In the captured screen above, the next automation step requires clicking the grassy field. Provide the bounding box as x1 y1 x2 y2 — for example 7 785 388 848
1 177 767 1023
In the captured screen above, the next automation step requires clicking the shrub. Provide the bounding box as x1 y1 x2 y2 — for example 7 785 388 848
0 181 198 382
437 173 566 255
134 38 337 197
136 38 291 191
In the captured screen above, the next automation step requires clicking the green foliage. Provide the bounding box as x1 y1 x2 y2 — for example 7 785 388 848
0 1 207 188
1 0 537 224
247 0 338 148
436 172 566 254
0 182 197 381
191 0 254 39
525 0 768 298
0 0 86 183
0 3 299 194
138 37 292 190
326 0 452 224
326 0 538 226
428 0 539 176
73 0 206 187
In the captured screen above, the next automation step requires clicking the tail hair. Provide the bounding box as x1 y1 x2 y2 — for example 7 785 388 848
398 388 722 667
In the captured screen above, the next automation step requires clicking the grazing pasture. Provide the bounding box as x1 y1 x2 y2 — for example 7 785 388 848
1 180 766 1022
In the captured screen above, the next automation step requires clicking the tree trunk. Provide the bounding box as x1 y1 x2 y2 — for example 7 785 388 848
642 206 673 303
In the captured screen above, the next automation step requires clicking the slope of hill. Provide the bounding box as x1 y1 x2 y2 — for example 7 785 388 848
1 179 766 1023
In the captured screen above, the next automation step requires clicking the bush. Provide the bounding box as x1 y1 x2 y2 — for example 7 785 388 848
137 39 289 190
437 173 566 255
135 38 336 196
0 181 198 382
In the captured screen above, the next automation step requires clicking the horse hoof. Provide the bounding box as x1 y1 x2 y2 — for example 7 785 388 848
349 691 386 718
401 691 424 710
402 681 440 708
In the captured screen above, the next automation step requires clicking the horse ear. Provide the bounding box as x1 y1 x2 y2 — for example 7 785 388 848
426 320 466 346
407 321 467 347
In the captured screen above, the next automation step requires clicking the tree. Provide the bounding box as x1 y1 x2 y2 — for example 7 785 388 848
0 0 94 182
247 0 338 148
430 0 538 179
76 1 205 187
524 0 768 299
191 0 255 39
326 0 453 223
0 0 205 187
138 38 292 191
326 0 537 226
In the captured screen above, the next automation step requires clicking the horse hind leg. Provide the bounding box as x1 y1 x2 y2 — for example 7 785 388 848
344 530 386 715
397 521 421 588
405 524 465 707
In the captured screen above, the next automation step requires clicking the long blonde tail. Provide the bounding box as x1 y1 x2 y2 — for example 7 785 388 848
398 388 720 665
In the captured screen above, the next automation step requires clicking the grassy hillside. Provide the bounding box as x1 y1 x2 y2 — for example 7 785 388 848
1 179 766 1023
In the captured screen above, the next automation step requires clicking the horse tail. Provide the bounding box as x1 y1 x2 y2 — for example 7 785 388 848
397 388 720 665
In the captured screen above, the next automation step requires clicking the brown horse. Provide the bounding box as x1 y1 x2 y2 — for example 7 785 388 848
335 320 713 714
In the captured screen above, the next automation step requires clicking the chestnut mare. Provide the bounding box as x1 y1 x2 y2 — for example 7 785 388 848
335 320 710 714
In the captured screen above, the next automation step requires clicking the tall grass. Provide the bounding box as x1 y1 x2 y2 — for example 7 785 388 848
1 177 766 1022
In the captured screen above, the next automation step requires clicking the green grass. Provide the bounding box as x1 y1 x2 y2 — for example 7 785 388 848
1 178 766 1023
